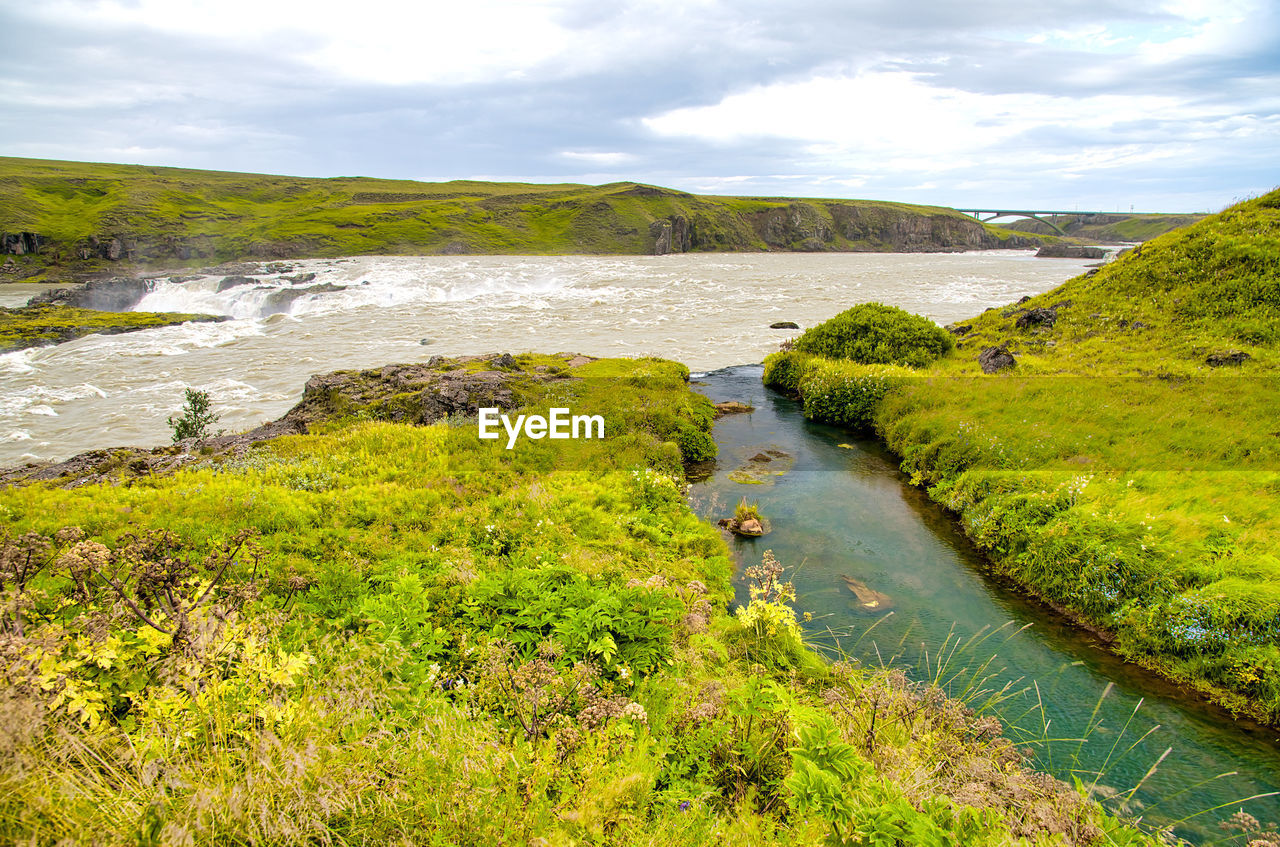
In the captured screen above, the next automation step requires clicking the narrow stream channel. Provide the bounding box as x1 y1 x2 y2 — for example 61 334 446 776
687 365 1280 844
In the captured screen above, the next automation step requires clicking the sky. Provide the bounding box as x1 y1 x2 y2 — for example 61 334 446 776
1 0 1277 212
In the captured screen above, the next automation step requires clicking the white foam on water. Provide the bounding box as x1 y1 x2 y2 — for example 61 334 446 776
0 348 39 376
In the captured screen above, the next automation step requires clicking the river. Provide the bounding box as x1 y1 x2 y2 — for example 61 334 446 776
3 251 1085 465
687 366 1280 843
3 250 1276 839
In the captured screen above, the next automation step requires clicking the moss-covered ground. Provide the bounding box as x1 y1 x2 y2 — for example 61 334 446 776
0 354 1156 845
765 189 1280 727
0 304 223 352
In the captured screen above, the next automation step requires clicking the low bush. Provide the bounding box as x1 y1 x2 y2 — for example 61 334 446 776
793 302 953 368
798 361 913 430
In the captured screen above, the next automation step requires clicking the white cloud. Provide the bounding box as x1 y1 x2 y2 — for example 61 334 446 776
642 69 1277 184
559 151 635 166
30 0 576 85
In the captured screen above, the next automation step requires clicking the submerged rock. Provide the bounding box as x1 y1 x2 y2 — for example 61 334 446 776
769 321 800 329
713 400 754 418
842 575 892 611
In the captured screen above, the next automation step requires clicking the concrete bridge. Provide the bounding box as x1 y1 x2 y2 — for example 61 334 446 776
955 209 1103 237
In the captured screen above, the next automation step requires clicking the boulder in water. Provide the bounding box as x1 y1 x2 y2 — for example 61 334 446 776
841 575 892 611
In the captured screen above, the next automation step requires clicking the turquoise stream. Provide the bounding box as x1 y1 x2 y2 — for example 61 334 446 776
687 365 1280 844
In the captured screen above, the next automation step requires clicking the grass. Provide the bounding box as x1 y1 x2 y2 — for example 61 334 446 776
0 156 1046 283
0 353 1159 845
998 213 1206 242
764 187 1280 726
0 304 224 352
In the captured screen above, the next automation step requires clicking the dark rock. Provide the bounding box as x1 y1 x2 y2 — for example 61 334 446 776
197 262 260 276
261 282 347 315
490 353 519 371
1130 321 1149 330
769 321 800 329
419 337 434 346
281 273 317 284
979 346 1017 374
26 277 151 311
945 323 972 336
1206 351 1251 367
750 452 772 463
1017 295 1032 305
1016 308 1058 329
1035 244 1108 259
2 232 43 255
216 275 259 292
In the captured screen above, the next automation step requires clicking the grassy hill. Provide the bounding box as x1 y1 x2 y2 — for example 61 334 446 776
0 157 1042 283
764 188 1280 725
999 212 1206 242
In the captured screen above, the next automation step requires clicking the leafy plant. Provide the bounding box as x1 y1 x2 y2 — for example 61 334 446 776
168 387 221 442
793 302 953 368
735 498 761 523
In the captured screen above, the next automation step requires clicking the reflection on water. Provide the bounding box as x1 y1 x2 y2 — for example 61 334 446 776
688 365 1280 843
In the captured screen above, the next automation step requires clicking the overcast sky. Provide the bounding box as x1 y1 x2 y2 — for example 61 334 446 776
2 0 1276 212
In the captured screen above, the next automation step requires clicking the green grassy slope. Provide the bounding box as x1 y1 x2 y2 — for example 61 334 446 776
764 189 1280 725
0 157 1043 282
0 354 1155 845
999 212 1206 242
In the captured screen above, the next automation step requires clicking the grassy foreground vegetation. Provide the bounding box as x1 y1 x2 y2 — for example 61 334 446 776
0 156 1041 283
765 189 1280 726
0 354 1156 844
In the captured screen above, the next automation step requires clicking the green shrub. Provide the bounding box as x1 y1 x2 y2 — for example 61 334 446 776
793 302 953 368
762 351 814 392
799 361 912 430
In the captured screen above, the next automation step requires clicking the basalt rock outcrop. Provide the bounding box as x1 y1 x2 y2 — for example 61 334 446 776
1035 244 1108 259
27 277 153 311
279 353 556 428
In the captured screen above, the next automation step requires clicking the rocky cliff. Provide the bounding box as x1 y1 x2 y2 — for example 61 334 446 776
0 156 1047 281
